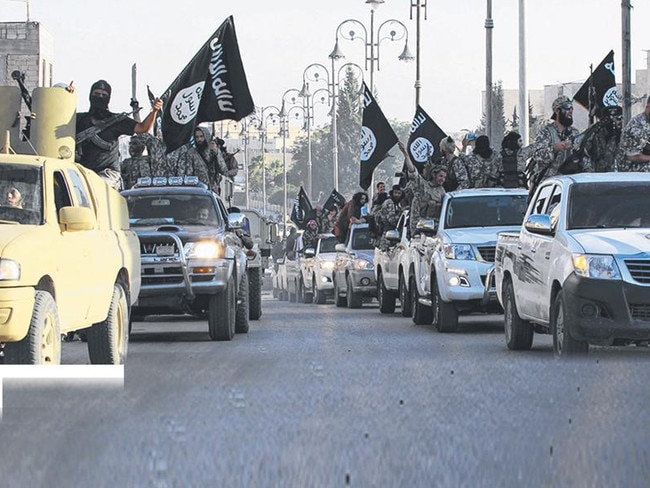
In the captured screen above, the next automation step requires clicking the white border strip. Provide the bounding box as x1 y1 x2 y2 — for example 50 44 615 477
0 366 124 420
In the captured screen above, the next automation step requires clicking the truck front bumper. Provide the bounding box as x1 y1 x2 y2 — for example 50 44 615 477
0 286 35 342
563 274 650 345
349 270 376 296
439 260 498 304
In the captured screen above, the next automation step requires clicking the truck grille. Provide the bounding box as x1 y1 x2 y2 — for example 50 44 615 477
629 304 650 321
477 246 496 263
624 260 650 284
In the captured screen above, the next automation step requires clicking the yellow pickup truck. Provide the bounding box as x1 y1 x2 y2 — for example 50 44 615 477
0 85 140 365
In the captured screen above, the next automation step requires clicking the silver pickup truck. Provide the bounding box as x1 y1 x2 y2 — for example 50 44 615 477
407 188 528 330
495 173 650 357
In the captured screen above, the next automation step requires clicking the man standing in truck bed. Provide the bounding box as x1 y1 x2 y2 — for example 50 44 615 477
76 79 162 189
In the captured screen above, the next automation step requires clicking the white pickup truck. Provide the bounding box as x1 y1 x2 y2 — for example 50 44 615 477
495 173 650 357
408 188 529 330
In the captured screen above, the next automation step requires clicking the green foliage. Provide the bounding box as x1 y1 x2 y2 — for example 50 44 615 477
477 80 507 147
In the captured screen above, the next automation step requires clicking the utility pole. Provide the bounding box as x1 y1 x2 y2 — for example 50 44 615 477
485 0 494 142
621 0 632 123
518 0 528 145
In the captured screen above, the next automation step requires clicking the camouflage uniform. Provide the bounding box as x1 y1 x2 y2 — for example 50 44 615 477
302 223 320 250
579 121 620 173
406 170 445 236
120 134 171 189
528 122 581 185
373 197 403 250
618 112 650 172
444 155 470 191
459 151 499 188
179 126 230 193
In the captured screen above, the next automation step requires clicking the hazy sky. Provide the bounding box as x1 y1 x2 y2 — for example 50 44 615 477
4 0 650 133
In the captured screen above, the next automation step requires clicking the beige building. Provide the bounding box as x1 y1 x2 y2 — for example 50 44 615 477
1 21 54 92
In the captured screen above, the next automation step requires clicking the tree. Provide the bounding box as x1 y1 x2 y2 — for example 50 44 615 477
477 80 507 148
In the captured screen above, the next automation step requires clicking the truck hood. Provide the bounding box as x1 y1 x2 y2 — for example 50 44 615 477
350 249 375 263
133 224 226 242
570 229 650 255
316 252 337 263
442 225 522 245
0 225 37 255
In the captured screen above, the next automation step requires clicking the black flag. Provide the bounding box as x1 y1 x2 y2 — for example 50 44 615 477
160 16 254 154
290 186 313 230
359 82 398 191
407 105 447 174
323 189 346 211
574 50 618 115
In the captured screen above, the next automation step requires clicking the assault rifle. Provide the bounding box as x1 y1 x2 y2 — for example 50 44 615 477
75 112 132 145
11 70 34 141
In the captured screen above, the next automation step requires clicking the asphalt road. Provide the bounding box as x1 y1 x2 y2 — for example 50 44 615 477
1 293 649 487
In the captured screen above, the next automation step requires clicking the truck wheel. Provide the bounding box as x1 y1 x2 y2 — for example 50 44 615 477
399 274 412 317
235 272 250 334
411 276 433 325
87 282 129 364
4 290 61 365
346 276 363 309
208 276 236 341
377 271 396 314
301 277 313 304
503 280 534 350
552 290 588 357
248 267 262 320
433 277 459 332
312 276 325 304
334 276 347 307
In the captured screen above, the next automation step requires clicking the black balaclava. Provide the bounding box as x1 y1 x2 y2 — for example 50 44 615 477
89 79 112 119
501 132 521 152
474 135 493 159
558 109 573 128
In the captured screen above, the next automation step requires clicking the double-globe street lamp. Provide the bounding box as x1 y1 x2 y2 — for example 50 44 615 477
252 105 281 215
330 0 414 97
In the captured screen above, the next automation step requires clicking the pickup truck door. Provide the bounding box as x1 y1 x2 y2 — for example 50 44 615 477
517 183 560 321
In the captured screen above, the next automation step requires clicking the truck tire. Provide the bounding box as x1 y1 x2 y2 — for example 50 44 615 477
377 271 396 313
4 290 61 365
312 276 325 304
503 280 534 350
235 272 250 334
248 267 262 320
301 277 313 304
411 275 433 325
334 276 347 307
87 282 129 364
346 275 363 309
552 290 588 357
433 277 459 332
399 274 412 317
209 276 236 341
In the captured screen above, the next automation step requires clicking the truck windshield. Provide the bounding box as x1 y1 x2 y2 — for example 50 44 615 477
126 194 223 227
569 182 650 229
351 228 373 250
0 163 43 225
319 236 339 253
445 195 527 229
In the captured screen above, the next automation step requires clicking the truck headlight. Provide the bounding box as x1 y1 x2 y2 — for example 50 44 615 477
0 259 20 281
354 259 374 270
572 254 621 280
443 244 475 261
184 241 224 259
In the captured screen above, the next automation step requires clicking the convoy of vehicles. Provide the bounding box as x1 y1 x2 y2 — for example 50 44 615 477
494 173 650 357
0 86 140 364
299 233 338 304
122 177 250 341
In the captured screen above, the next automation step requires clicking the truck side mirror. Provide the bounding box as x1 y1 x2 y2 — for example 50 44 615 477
268 222 279 243
59 206 95 231
524 214 554 235
384 229 400 242
335 243 346 253
304 248 315 258
416 218 438 236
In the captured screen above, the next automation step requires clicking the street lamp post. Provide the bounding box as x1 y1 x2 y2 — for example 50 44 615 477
330 0 414 95
279 89 305 232
485 0 494 142
254 106 280 215
410 0 428 108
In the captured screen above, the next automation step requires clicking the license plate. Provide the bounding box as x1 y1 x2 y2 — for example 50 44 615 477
157 244 175 256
